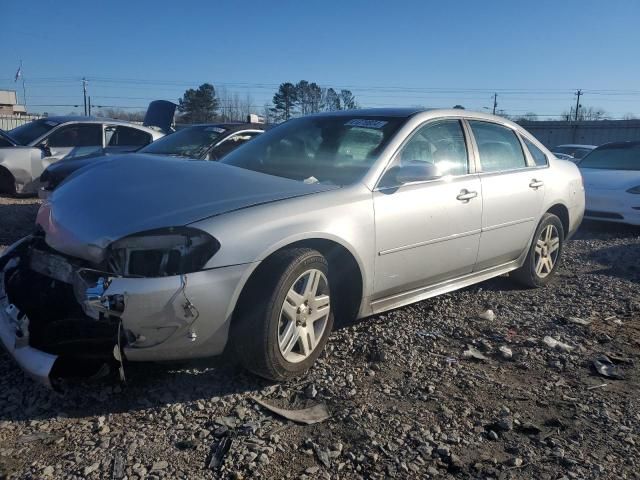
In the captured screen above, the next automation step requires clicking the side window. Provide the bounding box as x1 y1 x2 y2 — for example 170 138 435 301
210 131 261 160
468 121 527 173
394 119 469 176
107 126 152 148
0 137 12 147
47 124 102 148
523 137 548 167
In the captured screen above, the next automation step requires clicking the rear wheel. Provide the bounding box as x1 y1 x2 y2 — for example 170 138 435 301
511 213 564 288
233 248 334 381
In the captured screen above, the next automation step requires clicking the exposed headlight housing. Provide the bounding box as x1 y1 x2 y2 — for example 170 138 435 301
106 227 220 277
626 185 640 194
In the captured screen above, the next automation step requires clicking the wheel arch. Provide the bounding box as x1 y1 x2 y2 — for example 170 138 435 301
229 236 366 329
0 165 16 194
546 203 570 238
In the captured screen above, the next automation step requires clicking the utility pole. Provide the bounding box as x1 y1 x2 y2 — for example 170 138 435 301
492 93 498 115
574 89 582 122
82 77 88 115
88 96 92 116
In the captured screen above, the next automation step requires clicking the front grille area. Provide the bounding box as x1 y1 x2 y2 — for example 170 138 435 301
585 209 624 219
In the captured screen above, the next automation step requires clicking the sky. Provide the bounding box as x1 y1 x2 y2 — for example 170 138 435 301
2 0 640 118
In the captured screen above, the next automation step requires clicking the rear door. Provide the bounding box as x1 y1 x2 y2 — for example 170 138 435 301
373 119 482 301
104 125 153 155
467 120 545 270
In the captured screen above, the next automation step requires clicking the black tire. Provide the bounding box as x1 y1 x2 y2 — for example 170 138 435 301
511 213 565 288
0 168 16 195
233 248 334 381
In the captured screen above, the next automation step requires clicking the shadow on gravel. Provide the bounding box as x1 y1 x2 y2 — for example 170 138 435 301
0 311 381 422
574 219 640 240
0 352 275 422
589 242 640 283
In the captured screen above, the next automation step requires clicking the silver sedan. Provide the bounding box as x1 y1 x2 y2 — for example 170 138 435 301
0 108 585 386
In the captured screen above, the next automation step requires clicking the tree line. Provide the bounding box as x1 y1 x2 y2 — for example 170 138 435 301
173 81 358 124
270 81 357 121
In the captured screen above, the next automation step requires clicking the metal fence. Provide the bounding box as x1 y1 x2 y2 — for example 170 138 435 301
518 119 640 147
0 114 42 131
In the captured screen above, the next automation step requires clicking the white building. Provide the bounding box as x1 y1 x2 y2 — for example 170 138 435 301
0 90 27 115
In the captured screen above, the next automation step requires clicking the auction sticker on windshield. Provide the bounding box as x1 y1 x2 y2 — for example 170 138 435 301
345 119 388 129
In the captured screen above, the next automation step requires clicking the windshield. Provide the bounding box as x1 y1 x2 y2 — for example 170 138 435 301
579 144 640 170
221 115 406 185
9 119 60 145
552 146 593 159
139 125 227 158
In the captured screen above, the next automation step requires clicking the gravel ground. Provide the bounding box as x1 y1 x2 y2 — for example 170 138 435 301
0 195 638 479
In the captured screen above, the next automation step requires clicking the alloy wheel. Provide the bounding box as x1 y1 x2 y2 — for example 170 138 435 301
534 224 560 278
277 269 330 363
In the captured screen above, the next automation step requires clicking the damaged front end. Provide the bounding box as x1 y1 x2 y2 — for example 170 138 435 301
0 228 242 388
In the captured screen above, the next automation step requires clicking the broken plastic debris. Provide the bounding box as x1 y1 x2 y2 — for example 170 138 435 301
478 309 496 321
499 346 513 359
565 316 592 326
463 346 488 361
592 355 624 380
303 176 319 184
543 336 574 353
586 383 608 391
252 397 330 425
207 436 232 470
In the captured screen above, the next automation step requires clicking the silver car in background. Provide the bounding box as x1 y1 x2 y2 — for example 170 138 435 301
0 108 585 386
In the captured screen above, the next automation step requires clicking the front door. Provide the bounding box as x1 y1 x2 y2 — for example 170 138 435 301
373 119 482 300
38 123 104 175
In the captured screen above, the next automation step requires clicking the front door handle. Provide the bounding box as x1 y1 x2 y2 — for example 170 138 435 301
529 179 544 189
456 189 478 201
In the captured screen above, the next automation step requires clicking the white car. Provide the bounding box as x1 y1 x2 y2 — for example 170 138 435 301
552 144 597 163
0 101 175 195
579 141 640 225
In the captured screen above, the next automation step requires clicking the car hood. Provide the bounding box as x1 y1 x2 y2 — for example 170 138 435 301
43 155 110 186
37 154 338 263
580 168 640 190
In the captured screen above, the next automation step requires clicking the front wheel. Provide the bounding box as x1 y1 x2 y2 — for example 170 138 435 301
511 213 564 288
233 248 334 381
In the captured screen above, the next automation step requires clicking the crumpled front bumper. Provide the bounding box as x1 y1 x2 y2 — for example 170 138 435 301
0 236 254 387
0 303 58 388
0 238 57 387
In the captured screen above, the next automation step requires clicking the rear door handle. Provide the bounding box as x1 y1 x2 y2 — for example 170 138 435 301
529 179 544 189
456 189 478 201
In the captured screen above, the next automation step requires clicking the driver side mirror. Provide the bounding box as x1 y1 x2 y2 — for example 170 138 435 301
394 163 442 184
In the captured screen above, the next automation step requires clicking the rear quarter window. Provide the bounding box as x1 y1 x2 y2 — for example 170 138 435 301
523 138 548 167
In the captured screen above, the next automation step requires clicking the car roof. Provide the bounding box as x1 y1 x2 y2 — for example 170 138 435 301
35 116 161 134
595 141 640 149
553 144 597 149
184 122 265 130
312 107 428 118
